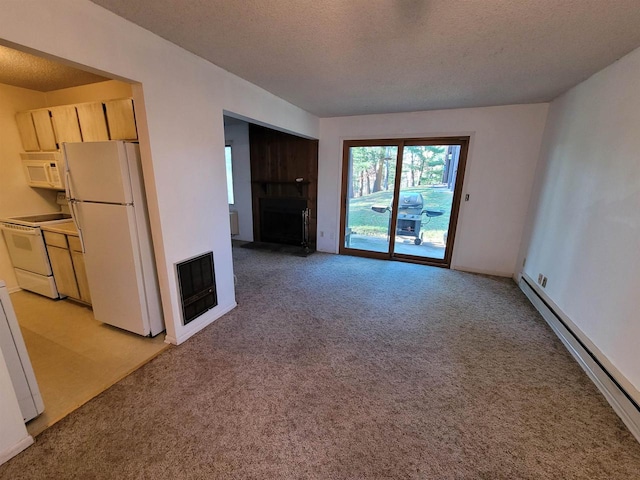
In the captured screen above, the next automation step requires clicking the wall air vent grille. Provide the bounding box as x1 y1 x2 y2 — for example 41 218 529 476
176 252 217 325
20 152 60 161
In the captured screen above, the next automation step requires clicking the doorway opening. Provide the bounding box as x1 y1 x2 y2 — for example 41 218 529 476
339 137 469 267
223 114 319 256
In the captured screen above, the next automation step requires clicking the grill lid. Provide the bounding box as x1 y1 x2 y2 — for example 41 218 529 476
397 192 424 209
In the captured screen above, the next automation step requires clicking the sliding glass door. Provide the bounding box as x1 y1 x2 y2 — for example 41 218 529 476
342 143 399 254
339 137 468 267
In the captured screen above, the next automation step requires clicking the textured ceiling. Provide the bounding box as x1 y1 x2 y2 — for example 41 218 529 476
0 45 110 92
90 0 640 117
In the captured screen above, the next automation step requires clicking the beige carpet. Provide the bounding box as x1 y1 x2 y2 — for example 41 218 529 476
1 247 639 479
10 290 169 437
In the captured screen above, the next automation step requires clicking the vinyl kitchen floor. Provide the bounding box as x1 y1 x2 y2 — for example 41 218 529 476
10 290 169 437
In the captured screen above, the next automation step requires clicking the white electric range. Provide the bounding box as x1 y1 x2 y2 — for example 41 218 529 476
0 212 73 298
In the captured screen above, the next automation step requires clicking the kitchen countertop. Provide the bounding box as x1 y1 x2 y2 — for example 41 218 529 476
40 221 79 237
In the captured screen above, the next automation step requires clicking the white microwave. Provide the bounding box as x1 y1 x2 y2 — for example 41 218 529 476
21 152 65 190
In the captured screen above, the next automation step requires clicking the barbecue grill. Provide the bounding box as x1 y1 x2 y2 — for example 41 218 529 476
371 192 443 245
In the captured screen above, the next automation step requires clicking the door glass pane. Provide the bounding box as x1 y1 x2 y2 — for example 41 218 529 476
344 146 398 253
392 145 460 260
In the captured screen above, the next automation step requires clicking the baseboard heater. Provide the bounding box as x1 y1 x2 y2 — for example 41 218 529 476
176 252 217 325
519 275 640 443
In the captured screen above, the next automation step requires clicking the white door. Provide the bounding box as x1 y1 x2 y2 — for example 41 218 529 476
76 201 150 336
64 141 133 204
0 285 44 422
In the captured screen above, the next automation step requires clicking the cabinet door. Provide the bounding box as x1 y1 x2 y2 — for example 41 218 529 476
43 231 68 249
31 109 58 151
105 98 138 140
76 102 109 142
15 111 40 151
50 106 82 144
47 245 80 299
71 250 92 305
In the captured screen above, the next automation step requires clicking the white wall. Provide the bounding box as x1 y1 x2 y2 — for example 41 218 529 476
519 46 640 402
318 104 549 276
224 121 253 241
44 79 132 106
0 0 319 346
0 83 60 291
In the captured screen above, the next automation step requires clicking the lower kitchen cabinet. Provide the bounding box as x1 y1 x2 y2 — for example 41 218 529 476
44 231 91 305
69 239 91 305
47 245 80 299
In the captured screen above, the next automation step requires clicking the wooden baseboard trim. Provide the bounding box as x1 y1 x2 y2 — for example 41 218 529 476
519 275 640 443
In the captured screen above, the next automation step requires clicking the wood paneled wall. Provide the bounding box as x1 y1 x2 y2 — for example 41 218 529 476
249 124 318 246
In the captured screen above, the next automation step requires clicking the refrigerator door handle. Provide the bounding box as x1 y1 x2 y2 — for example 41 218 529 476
64 168 72 202
64 145 86 253
69 199 86 254
63 144 73 202
65 168 86 254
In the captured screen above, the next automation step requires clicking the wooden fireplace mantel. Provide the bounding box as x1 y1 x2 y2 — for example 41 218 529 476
252 180 311 195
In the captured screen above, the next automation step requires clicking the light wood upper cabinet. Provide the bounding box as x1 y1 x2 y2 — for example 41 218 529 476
15 111 40 151
105 98 137 140
50 106 82 144
31 109 58 151
76 102 109 142
16 97 138 152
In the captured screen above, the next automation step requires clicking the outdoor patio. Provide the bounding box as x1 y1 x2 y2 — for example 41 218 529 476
347 233 445 259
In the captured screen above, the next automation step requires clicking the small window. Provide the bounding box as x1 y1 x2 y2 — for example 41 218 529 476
225 146 234 205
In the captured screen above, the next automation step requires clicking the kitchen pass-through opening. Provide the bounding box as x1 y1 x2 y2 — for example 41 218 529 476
0 40 170 439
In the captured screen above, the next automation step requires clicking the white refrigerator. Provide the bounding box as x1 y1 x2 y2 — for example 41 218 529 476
63 141 164 337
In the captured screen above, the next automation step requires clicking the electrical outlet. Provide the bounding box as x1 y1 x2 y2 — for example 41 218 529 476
320 231 324 238
465 194 470 201
542 276 547 288
538 274 543 284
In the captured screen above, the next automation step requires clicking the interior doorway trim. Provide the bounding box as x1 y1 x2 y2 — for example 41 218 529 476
338 136 469 268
